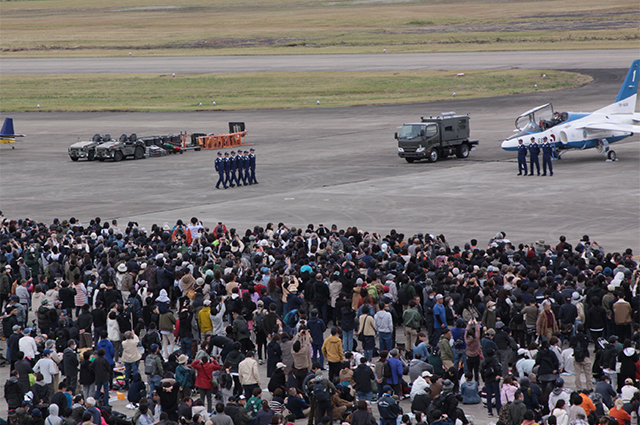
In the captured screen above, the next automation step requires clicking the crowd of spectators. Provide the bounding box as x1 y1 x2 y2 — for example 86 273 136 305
1 215 638 425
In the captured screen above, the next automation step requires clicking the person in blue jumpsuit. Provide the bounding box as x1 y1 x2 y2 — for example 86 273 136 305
229 151 240 187
214 151 227 189
223 151 232 187
242 151 250 185
517 139 528 176
541 136 554 176
249 148 258 184
528 136 541 176
236 151 245 186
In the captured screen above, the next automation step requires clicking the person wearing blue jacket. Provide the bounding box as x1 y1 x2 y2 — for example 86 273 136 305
517 139 528 175
528 136 541 176
96 330 115 365
386 348 404 397
307 309 326 367
450 319 466 373
215 152 227 189
460 372 480 404
432 295 447 346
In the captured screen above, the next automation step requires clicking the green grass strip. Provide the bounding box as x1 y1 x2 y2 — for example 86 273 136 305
0 70 591 112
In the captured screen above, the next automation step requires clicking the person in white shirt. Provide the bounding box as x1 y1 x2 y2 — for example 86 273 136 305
18 328 38 360
34 349 59 394
515 348 536 378
620 378 637 403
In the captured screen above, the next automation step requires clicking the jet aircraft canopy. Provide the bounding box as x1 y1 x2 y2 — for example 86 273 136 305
515 103 554 133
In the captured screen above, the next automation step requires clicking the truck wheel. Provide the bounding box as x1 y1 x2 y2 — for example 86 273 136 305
134 146 145 160
428 149 439 163
113 151 124 162
456 143 470 158
405 158 415 163
70 157 79 162
88 151 96 161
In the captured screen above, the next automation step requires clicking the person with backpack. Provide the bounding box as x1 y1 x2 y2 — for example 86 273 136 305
570 324 592 392
386 348 404 398
397 279 416 312
308 309 327 368
145 343 164 394
481 348 502 417
402 300 422 360
191 355 220 411
311 372 336 425
451 319 466 373
377 385 402 425
233 311 253 352
175 354 196 400
510 295 527 348
253 300 268 364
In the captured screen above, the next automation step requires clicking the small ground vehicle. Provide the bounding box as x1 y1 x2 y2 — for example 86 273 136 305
94 133 146 162
68 133 110 161
396 112 479 163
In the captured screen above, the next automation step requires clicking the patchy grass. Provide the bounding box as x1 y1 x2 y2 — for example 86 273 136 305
0 0 637 57
0 69 591 112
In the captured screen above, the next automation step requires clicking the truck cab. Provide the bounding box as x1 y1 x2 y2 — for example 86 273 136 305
396 112 478 163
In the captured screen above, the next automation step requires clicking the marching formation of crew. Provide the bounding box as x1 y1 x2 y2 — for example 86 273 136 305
215 149 258 189
1 215 639 425
517 137 555 177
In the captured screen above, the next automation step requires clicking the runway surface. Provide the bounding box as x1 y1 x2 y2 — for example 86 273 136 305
2 49 639 74
1 67 638 252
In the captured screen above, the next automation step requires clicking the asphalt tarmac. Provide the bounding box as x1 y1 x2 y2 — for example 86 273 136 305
2 49 638 74
0 67 638 252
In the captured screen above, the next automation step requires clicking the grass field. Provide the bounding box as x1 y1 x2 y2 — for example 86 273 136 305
0 0 637 57
0 69 591 112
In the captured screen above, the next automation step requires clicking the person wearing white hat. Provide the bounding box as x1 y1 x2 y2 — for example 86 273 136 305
409 369 432 401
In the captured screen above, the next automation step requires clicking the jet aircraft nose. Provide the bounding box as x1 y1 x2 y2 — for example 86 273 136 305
501 138 518 151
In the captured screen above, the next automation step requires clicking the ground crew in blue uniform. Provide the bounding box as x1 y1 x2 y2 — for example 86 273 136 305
517 139 528 176
215 151 227 189
249 148 258 184
377 385 402 425
541 136 554 176
223 151 232 187
242 151 250 185
528 136 541 176
236 151 245 186
230 151 241 187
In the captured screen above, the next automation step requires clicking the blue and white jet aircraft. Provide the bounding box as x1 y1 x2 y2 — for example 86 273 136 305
501 59 640 161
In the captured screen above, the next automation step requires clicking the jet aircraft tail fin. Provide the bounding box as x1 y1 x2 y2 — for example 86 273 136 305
0 118 24 138
593 59 639 116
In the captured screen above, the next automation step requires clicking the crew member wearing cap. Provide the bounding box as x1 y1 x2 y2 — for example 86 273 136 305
242 151 250 185
249 148 258 184
215 151 227 189
230 151 241 187
236 150 245 186
528 136 541 175
223 152 232 188
541 136 554 176
517 139 528 176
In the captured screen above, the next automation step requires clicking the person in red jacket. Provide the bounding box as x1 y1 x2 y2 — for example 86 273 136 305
191 357 221 412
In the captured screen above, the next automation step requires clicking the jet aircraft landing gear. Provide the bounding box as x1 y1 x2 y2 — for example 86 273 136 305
596 139 617 161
